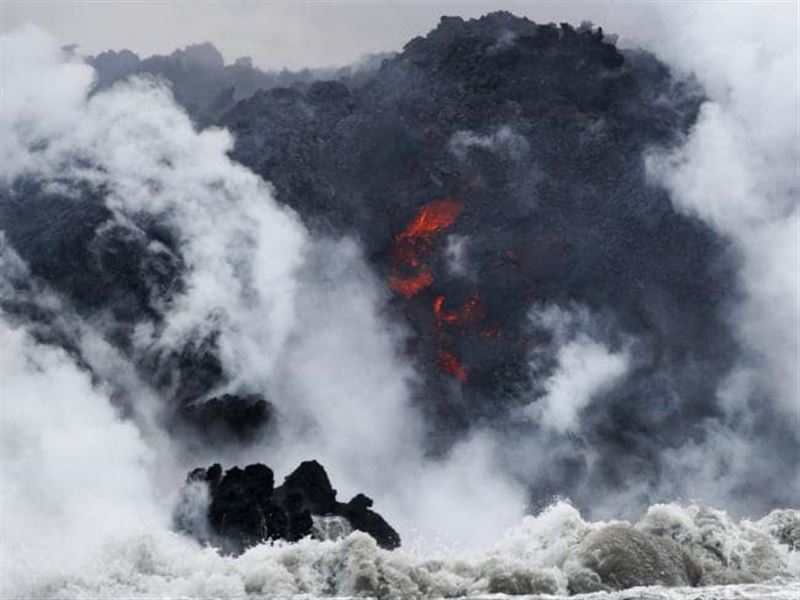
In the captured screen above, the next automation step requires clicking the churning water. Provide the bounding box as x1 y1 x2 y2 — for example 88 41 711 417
5 501 797 598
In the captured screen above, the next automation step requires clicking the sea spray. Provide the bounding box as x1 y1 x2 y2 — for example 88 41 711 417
6 501 797 599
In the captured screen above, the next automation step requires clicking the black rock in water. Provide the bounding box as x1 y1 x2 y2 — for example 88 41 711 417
272 459 338 515
176 460 401 553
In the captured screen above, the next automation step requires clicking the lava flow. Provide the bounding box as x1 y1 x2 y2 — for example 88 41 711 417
388 197 485 382
433 292 485 327
436 349 468 382
389 270 434 298
390 198 463 296
398 198 462 240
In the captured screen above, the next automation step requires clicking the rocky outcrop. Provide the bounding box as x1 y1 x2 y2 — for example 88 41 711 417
176 460 400 554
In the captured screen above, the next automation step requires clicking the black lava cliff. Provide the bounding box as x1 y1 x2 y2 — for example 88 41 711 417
176 460 401 553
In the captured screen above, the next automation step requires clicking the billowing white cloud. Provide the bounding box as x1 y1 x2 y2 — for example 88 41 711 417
0 322 163 592
645 3 799 426
529 335 628 434
525 304 629 435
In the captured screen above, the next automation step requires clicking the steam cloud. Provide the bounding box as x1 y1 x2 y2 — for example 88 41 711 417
0 26 524 592
525 305 630 435
642 3 799 509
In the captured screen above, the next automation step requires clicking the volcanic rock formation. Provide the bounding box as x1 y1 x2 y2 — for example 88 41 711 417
218 12 735 474
88 42 392 125
175 460 401 553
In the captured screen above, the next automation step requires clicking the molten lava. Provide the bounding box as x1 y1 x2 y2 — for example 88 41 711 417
392 198 463 272
388 197 464 299
437 350 468 382
399 198 463 239
389 271 434 298
433 295 459 325
461 292 485 323
388 196 479 382
433 292 485 327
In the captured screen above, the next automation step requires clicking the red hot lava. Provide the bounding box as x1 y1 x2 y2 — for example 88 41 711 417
392 198 463 273
433 295 459 325
389 196 487 383
437 349 468 382
389 198 463 298
399 198 463 240
433 292 485 327
389 271 434 298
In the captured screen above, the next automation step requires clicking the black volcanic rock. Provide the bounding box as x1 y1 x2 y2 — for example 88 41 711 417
178 461 401 553
340 493 402 550
218 11 736 475
88 43 391 125
274 459 338 514
0 179 184 327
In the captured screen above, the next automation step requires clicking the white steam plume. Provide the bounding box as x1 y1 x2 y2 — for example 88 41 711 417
639 4 799 512
511 4 799 518
448 126 529 162
528 336 628 435
0 322 162 594
525 304 629 436
0 27 526 597
644 3 799 427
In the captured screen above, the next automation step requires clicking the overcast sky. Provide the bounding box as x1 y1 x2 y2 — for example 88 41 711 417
0 1 701 70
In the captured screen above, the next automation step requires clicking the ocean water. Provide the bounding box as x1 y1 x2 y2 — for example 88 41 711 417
6 501 797 599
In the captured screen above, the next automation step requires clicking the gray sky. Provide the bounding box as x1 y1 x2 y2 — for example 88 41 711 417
0 1 678 70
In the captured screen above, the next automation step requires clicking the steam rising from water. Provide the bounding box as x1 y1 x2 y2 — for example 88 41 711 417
1 322 162 591
642 3 799 511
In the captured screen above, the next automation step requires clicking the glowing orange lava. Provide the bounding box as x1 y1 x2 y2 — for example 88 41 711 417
399 198 463 240
392 199 463 271
437 349 468 382
461 292 485 323
433 292 485 327
433 295 459 325
387 195 484 383
389 271 434 298
388 198 463 298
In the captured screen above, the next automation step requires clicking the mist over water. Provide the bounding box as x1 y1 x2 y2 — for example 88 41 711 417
0 3 798 599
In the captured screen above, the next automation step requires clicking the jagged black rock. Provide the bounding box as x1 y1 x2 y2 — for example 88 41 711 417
176 460 401 553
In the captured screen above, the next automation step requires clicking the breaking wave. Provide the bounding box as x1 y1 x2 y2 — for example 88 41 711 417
7 502 798 598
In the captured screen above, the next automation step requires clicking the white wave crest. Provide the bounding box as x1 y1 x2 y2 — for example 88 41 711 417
8 501 797 599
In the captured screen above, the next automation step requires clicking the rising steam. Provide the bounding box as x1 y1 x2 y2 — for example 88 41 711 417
0 27 525 593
